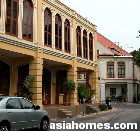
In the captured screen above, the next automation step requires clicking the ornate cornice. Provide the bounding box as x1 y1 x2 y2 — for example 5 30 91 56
44 0 96 31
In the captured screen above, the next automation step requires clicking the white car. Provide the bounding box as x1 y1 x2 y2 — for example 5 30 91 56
0 96 50 131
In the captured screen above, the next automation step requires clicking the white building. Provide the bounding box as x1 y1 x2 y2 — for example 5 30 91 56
97 33 134 103
134 65 140 102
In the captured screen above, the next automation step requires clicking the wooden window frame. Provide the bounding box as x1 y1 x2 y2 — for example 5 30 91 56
55 14 62 50
22 0 33 42
6 0 19 37
110 88 116 95
107 61 114 78
84 74 86 79
89 33 93 60
83 30 88 59
76 26 81 57
64 19 70 53
44 8 52 47
118 62 125 78
77 74 82 79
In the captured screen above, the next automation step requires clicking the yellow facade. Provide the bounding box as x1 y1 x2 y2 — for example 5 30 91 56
0 0 98 106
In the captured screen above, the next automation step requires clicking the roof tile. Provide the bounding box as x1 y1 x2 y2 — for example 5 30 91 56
97 32 131 56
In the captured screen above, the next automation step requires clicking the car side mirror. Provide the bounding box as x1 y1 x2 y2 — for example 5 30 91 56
34 105 40 110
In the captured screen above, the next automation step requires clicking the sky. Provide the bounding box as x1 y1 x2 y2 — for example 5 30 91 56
59 0 140 53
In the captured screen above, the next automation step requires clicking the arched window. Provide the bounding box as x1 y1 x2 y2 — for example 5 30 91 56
64 19 70 53
22 0 33 41
89 33 93 60
6 0 19 36
44 8 52 47
55 14 62 50
83 30 88 59
76 26 81 57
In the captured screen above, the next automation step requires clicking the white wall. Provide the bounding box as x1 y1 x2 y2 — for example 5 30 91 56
134 65 140 81
105 84 122 97
97 42 113 55
98 56 133 79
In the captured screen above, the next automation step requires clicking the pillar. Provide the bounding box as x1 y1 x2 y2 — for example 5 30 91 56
62 16 65 52
93 32 97 62
81 28 84 58
9 69 18 96
70 21 73 54
71 19 76 56
127 83 134 102
51 11 55 49
98 83 106 103
18 0 23 39
87 31 90 60
1 0 6 33
89 68 99 103
33 0 37 43
67 60 79 105
29 55 43 107
51 69 56 104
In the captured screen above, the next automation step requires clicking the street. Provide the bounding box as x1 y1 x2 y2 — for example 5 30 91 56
50 102 140 131
26 102 140 131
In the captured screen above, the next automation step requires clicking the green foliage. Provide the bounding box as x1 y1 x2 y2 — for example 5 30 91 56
63 79 76 102
77 84 94 100
15 75 34 100
14 92 26 97
63 79 76 92
23 75 34 90
77 84 86 98
85 89 94 100
117 95 126 101
130 48 140 67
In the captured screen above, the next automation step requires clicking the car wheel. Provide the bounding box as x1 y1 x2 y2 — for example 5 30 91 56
40 118 49 131
0 123 10 131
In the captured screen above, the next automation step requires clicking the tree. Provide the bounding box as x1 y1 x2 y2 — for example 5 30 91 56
63 79 76 102
130 48 140 67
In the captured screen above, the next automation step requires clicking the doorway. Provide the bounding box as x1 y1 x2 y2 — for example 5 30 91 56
42 68 51 104
56 70 67 104
17 64 29 94
0 61 10 96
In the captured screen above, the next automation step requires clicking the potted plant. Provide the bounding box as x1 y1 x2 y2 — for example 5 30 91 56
77 84 87 104
63 79 76 106
15 75 34 100
85 90 93 103
42 86 49 105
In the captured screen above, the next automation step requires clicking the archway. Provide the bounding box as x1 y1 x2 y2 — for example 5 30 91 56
56 70 67 104
42 68 51 104
17 64 29 94
0 61 10 96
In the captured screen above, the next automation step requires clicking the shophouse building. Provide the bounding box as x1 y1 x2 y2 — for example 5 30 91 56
0 0 98 106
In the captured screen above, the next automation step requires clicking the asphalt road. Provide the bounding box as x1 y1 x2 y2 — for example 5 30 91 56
26 102 140 131
50 102 140 131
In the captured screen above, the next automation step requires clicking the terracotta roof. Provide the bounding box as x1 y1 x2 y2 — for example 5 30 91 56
97 32 131 56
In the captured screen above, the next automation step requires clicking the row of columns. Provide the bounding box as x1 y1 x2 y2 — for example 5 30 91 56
99 83 134 103
79 28 95 60
29 56 98 106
